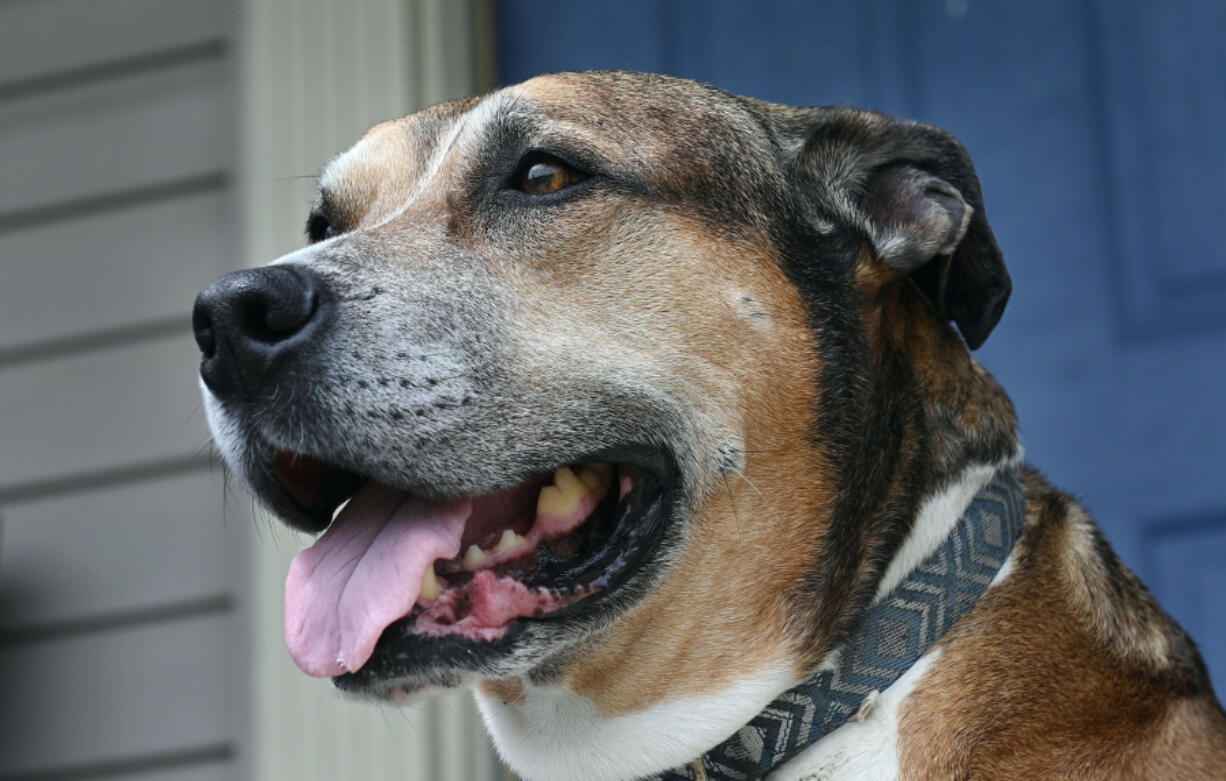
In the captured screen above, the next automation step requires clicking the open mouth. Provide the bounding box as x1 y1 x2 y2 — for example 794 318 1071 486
272 450 669 679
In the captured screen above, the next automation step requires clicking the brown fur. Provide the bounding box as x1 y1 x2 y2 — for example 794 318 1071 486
898 472 1226 778
228 71 1226 774
479 677 527 705
563 235 828 711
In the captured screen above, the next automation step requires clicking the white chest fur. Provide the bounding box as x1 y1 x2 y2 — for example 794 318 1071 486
475 663 796 781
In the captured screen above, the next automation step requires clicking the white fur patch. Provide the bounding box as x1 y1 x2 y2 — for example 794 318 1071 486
768 649 942 781
475 663 796 781
200 381 244 469
874 453 1021 602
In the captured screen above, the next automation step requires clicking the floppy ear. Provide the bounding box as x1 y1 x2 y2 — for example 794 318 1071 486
795 109 1010 349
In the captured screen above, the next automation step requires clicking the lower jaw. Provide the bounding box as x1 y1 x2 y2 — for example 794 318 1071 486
330 626 522 696
332 466 677 693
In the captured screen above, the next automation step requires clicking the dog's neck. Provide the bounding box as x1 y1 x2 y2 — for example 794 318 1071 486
791 280 1020 663
650 466 1027 780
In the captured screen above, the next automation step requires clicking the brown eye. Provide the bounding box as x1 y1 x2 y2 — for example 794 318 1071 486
516 154 584 196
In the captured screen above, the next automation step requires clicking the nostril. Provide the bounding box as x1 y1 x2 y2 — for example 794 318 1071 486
238 286 318 344
232 267 321 345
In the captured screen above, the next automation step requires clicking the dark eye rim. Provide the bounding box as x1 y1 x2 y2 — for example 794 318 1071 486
306 210 339 243
502 148 598 203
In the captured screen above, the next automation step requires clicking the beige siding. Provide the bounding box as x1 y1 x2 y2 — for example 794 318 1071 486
0 1 244 778
0 188 230 352
0 472 233 628
0 0 228 85
0 614 236 774
0 2 502 778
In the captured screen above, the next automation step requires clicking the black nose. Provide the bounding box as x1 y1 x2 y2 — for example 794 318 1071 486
192 266 325 397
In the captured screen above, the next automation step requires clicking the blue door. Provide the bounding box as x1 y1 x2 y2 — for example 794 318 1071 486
497 0 1226 689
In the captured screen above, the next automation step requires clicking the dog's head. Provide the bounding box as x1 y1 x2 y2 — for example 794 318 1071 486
195 71 1016 771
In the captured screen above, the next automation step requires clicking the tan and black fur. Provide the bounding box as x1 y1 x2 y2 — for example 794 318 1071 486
196 71 1226 778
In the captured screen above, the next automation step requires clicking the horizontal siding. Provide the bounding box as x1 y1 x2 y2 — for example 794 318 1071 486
0 191 230 352
0 613 235 776
0 0 226 88
110 760 235 781
0 1 243 779
0 470 233 631
0 334 207 490
0 751 233 781
0 59 226 217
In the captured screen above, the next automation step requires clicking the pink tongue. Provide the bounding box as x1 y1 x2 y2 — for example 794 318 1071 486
284 483 471 677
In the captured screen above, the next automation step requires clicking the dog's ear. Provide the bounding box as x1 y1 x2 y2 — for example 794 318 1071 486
792 109 1010 349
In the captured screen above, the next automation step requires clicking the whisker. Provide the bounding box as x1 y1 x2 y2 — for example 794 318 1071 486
730 466 766 501
721 474 745 536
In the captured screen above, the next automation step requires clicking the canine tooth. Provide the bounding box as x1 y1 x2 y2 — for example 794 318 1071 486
419 565 440 602
494 528 527 554
463 544 489 570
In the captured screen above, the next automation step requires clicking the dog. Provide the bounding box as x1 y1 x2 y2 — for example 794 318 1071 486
192 71 1226 779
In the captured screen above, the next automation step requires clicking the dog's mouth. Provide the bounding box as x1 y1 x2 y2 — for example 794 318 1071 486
272 449 669 680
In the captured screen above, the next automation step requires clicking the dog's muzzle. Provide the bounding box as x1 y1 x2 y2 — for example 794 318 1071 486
191 261 682 691
191 266 326 399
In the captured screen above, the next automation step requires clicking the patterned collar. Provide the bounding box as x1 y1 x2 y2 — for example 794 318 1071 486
653 468 1027 781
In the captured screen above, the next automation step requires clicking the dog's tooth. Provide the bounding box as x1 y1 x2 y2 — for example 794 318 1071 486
494 529 527 554
578 466 603 491
539 466 589 517
419 565 440 602
463 544 489 570
554 466 586 496
537 484 577 517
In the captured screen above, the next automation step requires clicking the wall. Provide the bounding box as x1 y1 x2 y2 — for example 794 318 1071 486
0 1 504 778
0 1 246 777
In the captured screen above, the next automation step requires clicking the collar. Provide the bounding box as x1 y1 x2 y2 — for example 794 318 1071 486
653 468 1027 781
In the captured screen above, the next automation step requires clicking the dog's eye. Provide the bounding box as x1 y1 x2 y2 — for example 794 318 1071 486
306 211 338 243
514 153 586 196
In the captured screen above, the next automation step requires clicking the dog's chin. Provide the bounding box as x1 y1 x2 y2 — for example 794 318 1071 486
223 422 680 701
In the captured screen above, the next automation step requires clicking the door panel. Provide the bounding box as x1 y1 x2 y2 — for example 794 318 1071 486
1095 0 1226 333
